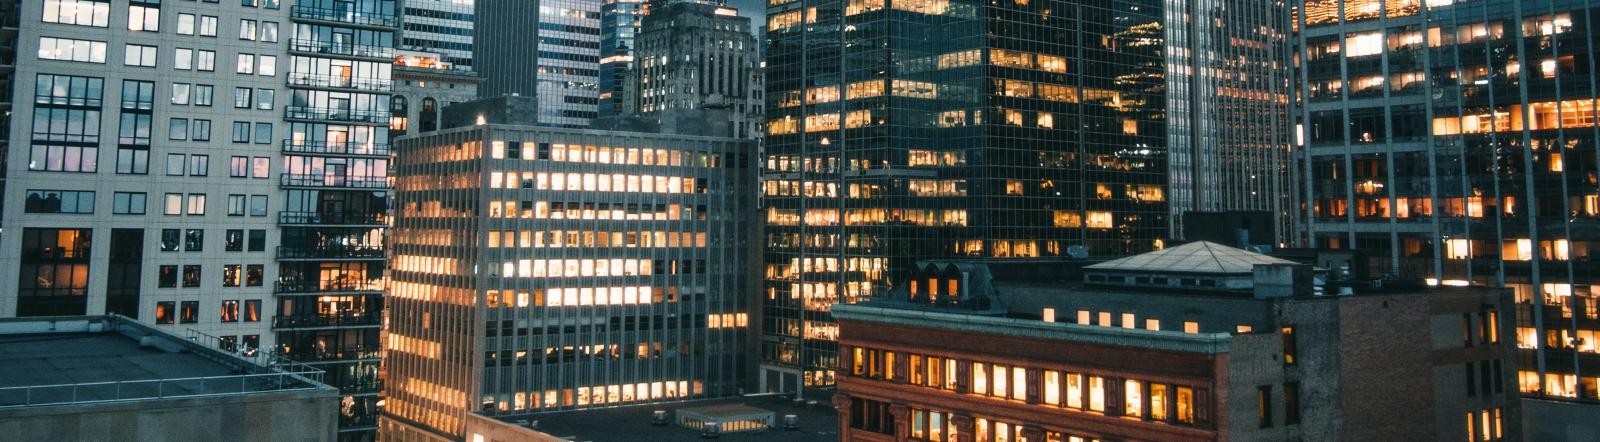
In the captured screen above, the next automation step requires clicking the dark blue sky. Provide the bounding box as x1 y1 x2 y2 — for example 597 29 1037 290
727 0 766 28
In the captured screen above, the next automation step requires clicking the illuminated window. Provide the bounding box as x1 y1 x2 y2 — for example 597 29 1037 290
1086 211 1114 229
1125 380 1143 417
1088 376 1106 412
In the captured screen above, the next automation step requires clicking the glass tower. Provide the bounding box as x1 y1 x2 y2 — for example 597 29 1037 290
1293 0 1600 405
760 0 1169 392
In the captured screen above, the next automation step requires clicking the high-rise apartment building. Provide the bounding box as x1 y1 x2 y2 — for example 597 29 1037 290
280 1 399 439
475 0 602 127
0 0 397 440
378 112 756 441
399 0 473 70
1290 0 1600 419
599 0 647 118
1166 0 1296 244
759 0 1170 393
633 1 762 139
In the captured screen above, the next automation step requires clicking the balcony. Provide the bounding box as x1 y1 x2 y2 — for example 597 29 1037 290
274 277 384 294
288 39 394 60
279 211 387 226
282 140 390 157
276 245 385 261
287 72 392 92
273 313 381 330
279 345 381 363
279 173 390 189
290 6 400 28
284 106 388 125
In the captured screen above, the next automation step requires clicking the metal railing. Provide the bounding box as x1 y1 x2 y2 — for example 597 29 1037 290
279 173 390 189
288 39 395 59
0 373 323 408
278 211 387 226
272 313 382 329
287 72 392 91
282 139 391 156
274 278 385 294
278 345 382 363
184 329 326 382
290 6 401 27
284 106 388 124
276 245 386 260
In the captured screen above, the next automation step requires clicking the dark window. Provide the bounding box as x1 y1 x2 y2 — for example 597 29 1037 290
1284 383 1299 424
182 265 201 287
105 229 144 318
179 301 199 323
158 265 178 287
156 301 175 324
244 300 262 322
225 229 244 251
849 397 895 435
246 264 264 287
223 264 241 287
1282 326 1296 365
160 228 180 251
17 228 93 316
248 230 267 251
1258 385 1273 428
185 229 204 251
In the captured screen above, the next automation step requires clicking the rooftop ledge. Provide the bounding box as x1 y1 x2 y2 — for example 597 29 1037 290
832 304 1233 354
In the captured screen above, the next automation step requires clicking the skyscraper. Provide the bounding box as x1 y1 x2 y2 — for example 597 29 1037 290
399 0 475 70
474 0 602 127
1290 0 1600 421
1165 0 1296 244
599 0 647 118
0 0 395 439
759 0 1170 392
378 112 756 441
632 0 762 139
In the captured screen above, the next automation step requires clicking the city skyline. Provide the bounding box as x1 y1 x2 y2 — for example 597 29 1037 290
0 0 1597 441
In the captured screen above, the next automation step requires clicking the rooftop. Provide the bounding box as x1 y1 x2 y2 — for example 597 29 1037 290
0 316 332 408
509 394 839 442
1085 241 1295 274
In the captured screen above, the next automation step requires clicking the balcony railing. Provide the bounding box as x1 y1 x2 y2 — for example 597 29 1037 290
288 39 395 60
279 345 381 363
290 6 400 28
276 245 386 260
287 73 392 92
273 314 381 329
274 278 385 294
284 106 388 124
339 379 384 395
278 211 387 226
282 140 390 156
279 173 390 189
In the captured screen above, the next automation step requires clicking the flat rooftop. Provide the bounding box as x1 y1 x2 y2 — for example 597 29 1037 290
0 316 331 408
0 332 237 388
512 394 839 442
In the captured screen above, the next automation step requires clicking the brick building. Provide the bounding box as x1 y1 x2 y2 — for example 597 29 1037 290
833 241 1521 441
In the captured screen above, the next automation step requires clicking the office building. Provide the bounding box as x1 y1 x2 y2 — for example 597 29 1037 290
760 0 1170 392
599 0 647 118
378 105 757 441
400 0 474 70
392 50 480 135
0 315 339 441
833 242 1521 441
1290 0 1600 423
474 0 602 127
633 1 761 139
1165 0 1295 244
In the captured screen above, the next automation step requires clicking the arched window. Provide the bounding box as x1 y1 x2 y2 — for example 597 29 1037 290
389 96 409 133
420 98 438 132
